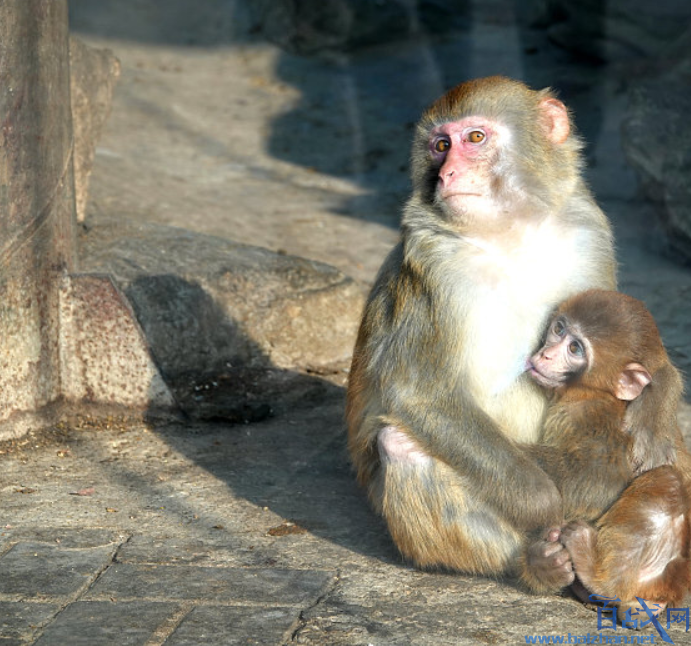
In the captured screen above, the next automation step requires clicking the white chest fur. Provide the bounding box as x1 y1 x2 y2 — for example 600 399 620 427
449 220 596 402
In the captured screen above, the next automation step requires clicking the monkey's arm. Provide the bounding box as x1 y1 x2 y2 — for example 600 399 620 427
524 444 563 481
510 443 577 593
537 402 634 522
361 264 564 533
520 422 630 593
392 393 563 529
626 362 684 475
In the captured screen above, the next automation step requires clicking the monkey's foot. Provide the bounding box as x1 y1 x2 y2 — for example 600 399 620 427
569 578 593 605
560 520 596 559
522 526 575 593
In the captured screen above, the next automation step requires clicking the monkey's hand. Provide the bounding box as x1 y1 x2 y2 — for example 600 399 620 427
520 526 575 593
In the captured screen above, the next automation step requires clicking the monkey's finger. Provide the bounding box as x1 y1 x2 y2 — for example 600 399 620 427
549 546 573 570
540 540 564 558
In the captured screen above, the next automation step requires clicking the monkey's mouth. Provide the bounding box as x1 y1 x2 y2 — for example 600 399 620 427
439 190 484 198
525 360 562 390
526 362 543 381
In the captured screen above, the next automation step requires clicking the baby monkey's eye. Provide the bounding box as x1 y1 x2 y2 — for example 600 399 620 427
553 320 565 336
467 130 485 143
568 340 584 357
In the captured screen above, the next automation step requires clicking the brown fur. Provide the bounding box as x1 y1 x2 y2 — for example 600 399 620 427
528 290 691 610
563 467 691 613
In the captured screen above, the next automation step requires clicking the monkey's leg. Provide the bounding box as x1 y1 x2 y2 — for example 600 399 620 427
610 467 690 614
563 467 691 613
559 520 599 600
562 521 677 618
377 426 530 576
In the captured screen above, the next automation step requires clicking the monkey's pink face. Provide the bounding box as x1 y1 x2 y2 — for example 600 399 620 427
526 316 590 389
430 118 505 217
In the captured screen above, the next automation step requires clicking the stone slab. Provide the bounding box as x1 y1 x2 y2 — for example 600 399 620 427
0 542 116 598
33 601 178 646
86 563 335 605
166 605 299 646
0 603 61 645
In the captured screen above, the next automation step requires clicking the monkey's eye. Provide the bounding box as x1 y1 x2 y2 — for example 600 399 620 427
568 340 584 357
467 130 485 144
433 138 450 153
553 320 565 336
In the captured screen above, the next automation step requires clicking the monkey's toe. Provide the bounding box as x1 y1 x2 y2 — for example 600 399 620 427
543 525 562 543
560 520 593 551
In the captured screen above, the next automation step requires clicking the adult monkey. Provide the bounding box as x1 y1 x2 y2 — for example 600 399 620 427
346 76 617 591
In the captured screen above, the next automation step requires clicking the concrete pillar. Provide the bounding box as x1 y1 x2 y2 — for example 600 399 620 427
0 1 76 436
0 0 174 439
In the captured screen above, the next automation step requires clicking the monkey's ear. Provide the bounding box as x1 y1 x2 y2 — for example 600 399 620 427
615 363 652 401
539 98 570 145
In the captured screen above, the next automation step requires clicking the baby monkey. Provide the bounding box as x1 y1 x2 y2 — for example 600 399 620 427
525 289 691 614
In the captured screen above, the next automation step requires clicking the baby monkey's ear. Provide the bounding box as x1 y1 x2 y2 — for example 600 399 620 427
615 363 652 402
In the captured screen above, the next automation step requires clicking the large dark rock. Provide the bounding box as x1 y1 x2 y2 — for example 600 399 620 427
622 28 691 263
248 0 470 54
79 217 365 420
526 0 691 62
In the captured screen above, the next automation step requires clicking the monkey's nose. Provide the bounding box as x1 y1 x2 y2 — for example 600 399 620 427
438 170 454 185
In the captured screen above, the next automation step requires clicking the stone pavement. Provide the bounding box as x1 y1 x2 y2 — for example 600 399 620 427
3 396 691 645
3 1 691 644
0 405 349 646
